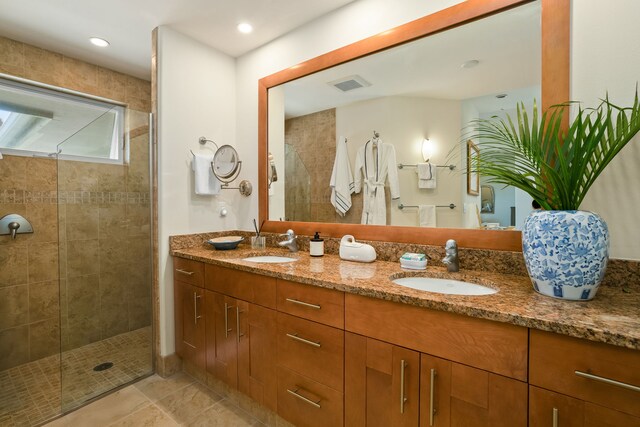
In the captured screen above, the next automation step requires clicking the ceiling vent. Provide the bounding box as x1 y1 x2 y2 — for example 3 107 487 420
328 75 371 92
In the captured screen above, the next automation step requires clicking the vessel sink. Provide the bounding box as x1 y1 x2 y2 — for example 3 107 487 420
392 277 497 296
242 255 298 263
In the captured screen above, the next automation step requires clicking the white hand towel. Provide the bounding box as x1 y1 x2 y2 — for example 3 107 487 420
192 153 220 195
418 205 436 227
463 203 481 228
417 163 437 189
330 136 355 216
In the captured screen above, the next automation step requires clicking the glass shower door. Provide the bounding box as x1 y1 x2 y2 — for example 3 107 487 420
57 107 153 412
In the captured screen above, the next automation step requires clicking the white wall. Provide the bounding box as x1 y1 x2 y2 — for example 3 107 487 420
336 96 462 227
157 26 237 355
572 0 640 260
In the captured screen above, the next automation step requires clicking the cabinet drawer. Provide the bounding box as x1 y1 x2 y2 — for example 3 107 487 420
277 366 343 427
345 294 528 380
277 312 344 392
530 330 640 418
277 279 344 329
205 264 276 309
173 257 204 287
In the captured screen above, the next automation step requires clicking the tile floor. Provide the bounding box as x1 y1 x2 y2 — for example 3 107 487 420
0 327 151 427
43 373 263 427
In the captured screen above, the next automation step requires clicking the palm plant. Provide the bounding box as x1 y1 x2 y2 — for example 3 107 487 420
465 93 640 210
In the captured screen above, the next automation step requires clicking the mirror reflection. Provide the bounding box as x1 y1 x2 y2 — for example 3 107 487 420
268 1 540 230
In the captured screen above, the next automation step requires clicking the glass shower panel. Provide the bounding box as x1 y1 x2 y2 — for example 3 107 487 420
57 107 152 412
284 143 311 221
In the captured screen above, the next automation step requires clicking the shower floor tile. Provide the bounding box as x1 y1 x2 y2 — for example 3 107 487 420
0 326 151 427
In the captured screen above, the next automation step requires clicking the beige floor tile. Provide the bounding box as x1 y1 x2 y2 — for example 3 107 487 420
156 382 223 425
134 372 194 402
57 385 150 426
186 400 263 427
107 403 178 427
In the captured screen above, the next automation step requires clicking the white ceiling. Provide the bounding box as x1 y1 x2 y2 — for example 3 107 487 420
0 0 355 80
281 1 541 117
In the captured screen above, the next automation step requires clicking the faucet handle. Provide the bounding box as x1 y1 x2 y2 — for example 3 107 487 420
280 229 296 238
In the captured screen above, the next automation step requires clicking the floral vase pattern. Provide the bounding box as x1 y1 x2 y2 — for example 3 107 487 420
522 210 609 301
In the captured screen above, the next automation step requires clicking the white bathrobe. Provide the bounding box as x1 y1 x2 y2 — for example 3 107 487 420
354 139 400 225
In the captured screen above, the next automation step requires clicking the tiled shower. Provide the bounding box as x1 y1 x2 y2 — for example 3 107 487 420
0 36 153 426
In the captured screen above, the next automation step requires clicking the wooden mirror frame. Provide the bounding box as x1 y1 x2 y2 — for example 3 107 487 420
258 0 569 251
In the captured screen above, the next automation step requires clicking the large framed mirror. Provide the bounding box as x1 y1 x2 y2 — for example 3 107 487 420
258 0 569 251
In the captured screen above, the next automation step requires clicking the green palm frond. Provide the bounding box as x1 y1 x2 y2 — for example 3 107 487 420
462 92 640 210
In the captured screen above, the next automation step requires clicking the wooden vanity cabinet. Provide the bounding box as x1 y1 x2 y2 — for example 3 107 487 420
529 330 640 425
204 266 278 412
173 258 206 370
529 386 640 427
420 354 527 427
345 332 420 427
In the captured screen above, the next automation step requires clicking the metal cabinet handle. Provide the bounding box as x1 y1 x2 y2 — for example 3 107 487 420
287 388 321 408
286 333 321 348
285 298 321 310
193 292 202 324
400 359 408 414
429 368 437 426
552 407 558 427
224 303 234 338
575 370 640 393
236 307 244 342
176 268 194 276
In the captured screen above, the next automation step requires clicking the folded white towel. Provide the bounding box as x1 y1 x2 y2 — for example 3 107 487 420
192 153 220 195
417 163 437 189
463 203 481 228
418 205 436 227
330 136 355 216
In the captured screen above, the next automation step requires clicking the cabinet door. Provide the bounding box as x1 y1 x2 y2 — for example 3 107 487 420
205 291 238 388
345 332 419 427
237 300 277 412
420 354 527 427
530 386 640 427
174 280 205 370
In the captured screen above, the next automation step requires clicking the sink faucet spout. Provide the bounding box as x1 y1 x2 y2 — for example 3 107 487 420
442 239 459 272
278 229 299 252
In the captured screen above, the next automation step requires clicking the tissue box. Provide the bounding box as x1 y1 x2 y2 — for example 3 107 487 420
400 253 427 270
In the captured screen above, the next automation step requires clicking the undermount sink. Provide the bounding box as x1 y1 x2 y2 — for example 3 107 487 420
242 255 298 263
392 277 498 296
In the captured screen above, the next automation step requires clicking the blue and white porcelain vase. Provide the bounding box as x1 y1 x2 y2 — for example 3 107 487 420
522 210 609 301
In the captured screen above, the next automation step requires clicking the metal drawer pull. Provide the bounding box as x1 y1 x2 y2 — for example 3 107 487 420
286 333 321 348
224 303 234 338
429 368 437 426
575 370 640 393
400 359 408 414
176 268 194 276
236 307 244 342
287 388 321 408
285 298 321 310
552 408 558 427
193 293 202 324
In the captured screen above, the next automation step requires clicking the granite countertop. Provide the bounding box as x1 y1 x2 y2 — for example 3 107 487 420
171 243 640 351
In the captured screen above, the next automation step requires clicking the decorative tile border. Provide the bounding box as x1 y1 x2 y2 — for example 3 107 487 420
0 190 150 205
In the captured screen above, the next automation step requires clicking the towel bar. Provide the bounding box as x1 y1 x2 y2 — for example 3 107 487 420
398 163 456 170
398 203 455 210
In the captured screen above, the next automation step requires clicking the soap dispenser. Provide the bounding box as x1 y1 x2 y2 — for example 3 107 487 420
310 232 324 257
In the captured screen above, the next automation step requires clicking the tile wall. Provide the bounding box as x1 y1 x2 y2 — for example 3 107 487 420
0 35 151 371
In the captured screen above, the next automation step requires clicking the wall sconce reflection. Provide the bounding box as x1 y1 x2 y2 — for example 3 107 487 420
422 138 435 162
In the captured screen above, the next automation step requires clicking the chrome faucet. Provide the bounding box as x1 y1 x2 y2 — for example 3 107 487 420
278 229 298 252
442 239 459 272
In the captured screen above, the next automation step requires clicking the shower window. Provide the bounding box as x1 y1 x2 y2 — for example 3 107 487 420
0 77 125 163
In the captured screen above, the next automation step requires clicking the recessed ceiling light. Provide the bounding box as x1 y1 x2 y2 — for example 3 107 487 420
89 37 110 47
496 94 508 99
237 23 253 34
461 59 480 69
